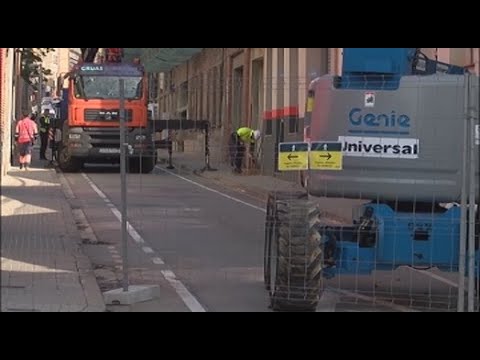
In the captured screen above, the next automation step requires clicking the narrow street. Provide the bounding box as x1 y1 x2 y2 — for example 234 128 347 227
2 47 477 313
63 165 270 312
63 164 462 312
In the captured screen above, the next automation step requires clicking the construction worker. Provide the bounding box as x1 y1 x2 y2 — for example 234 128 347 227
39 108 52 160
228 127 261 174
15 112 39 170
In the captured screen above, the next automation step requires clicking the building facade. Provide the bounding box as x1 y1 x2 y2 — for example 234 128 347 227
157 48 479 177
42 48 81 92
0 48 18 176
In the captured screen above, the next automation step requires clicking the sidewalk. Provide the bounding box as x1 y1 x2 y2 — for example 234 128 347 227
1 157 105 312
157 149 366 223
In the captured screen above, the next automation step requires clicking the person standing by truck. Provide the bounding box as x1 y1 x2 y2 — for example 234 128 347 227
15 112 39 170
38 109 52 160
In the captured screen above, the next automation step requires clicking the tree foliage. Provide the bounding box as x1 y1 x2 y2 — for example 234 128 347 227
18 48 55 90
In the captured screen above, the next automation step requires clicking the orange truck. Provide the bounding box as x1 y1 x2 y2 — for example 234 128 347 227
55 49 156 173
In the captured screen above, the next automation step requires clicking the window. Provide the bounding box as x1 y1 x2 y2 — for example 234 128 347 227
266 120 273 136
217 66 224 127
178 81 188 108
149 73 159 101
74 76 143 100
288 117 299 134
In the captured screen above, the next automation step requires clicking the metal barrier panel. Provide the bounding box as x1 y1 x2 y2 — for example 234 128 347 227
266 73 479 312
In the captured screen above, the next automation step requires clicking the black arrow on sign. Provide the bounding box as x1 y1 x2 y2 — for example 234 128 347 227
288 154 299 161
320 153 332 161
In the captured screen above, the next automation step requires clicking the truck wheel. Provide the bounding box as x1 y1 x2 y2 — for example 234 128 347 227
128 156 155 174
58 145 81 173
268 199 323 312
264 190 308 291
128 159 140 173
139 156 155 174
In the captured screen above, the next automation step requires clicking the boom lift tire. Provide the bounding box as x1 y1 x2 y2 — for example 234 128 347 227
266 196 323 312
264 190 309 290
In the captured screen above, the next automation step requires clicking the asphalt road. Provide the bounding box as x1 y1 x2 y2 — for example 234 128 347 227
63 164 468 312
64 164 271 312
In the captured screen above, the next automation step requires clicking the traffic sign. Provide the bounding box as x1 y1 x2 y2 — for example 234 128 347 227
310 142 343 170
278 142 309 171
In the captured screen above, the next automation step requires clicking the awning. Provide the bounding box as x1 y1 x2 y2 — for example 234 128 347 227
123 48 203 73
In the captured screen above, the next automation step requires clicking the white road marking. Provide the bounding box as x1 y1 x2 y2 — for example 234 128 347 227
142 247 154 254
81 172 206 313
81 173 108 200
152 257 165 265
328 288 420 312
108 208 145 244
125 224 145 244
407 267 459 288
156 166 266 213
161 270 206 312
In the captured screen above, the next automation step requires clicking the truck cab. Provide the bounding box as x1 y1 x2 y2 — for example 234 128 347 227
56 62 156 173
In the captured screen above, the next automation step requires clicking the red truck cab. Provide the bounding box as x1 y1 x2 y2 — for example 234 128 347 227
57 62 156 173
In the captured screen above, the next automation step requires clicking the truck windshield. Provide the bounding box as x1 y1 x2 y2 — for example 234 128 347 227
74 76 143 100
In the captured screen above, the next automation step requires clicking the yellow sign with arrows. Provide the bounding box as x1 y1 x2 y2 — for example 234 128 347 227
278 142 309 171
310 142 343 170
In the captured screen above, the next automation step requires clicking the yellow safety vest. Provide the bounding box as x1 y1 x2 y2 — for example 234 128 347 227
40 116 51 133
236 127 254 144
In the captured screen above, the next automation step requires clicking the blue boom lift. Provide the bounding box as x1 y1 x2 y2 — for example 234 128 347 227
264 48 479 311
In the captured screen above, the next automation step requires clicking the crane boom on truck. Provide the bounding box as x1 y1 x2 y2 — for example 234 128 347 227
265 48 479 312
55 48 156 173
